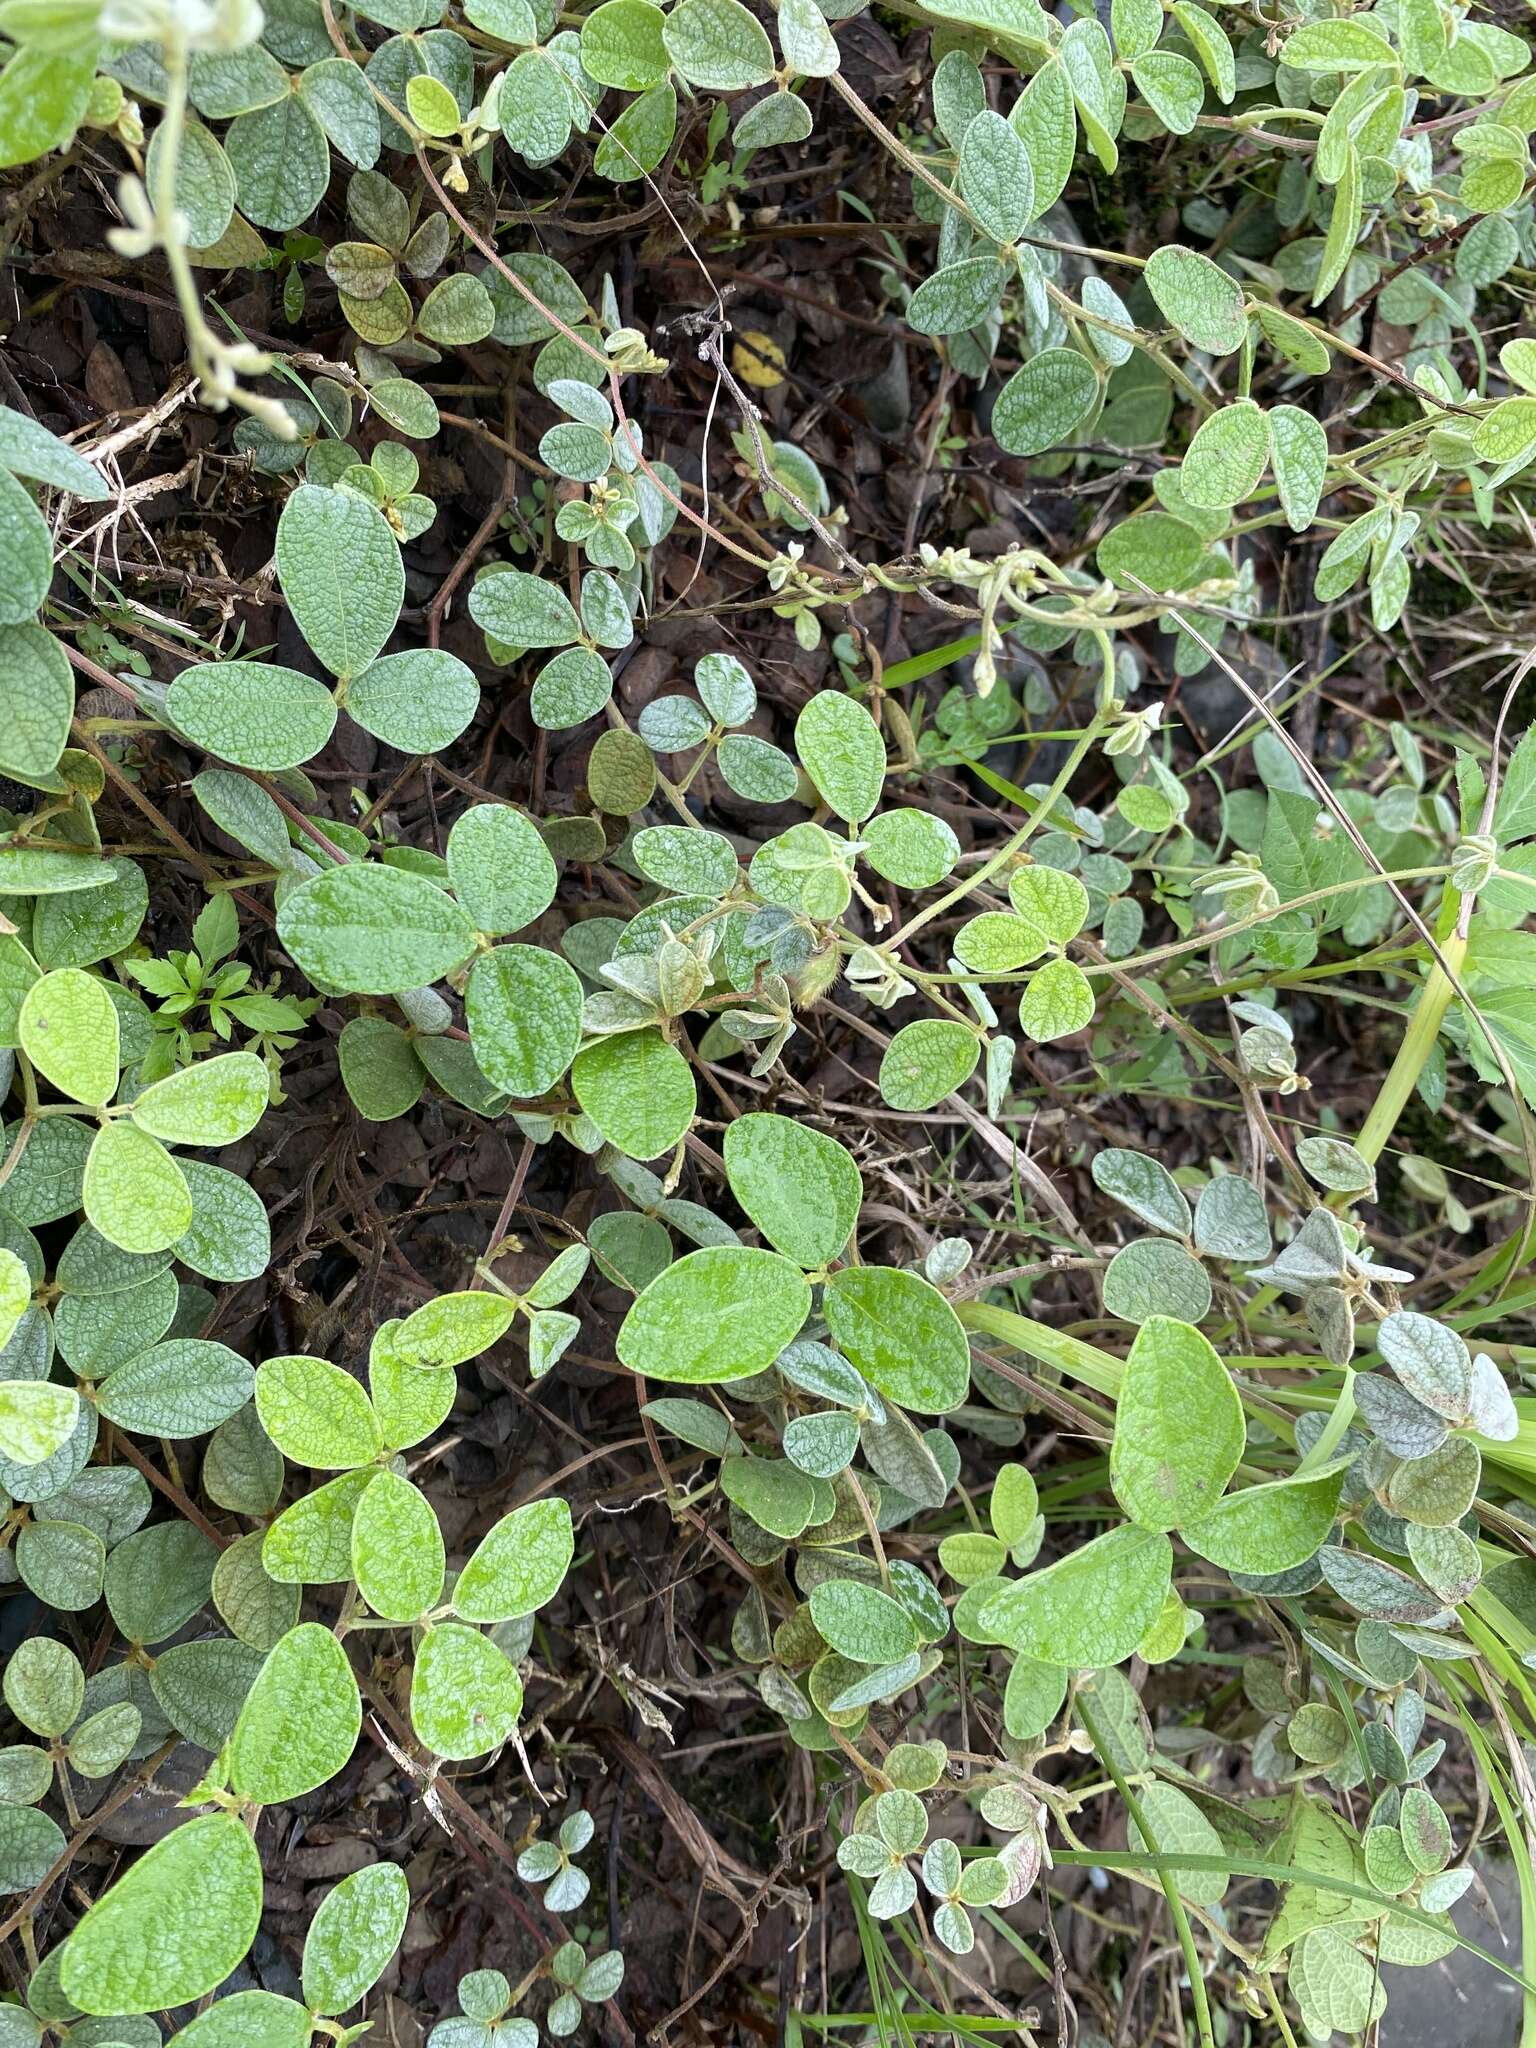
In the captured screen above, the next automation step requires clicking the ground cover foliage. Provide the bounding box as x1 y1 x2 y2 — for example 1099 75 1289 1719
4 0 1536 2039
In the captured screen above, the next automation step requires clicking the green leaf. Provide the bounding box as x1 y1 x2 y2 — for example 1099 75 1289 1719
146 113 235 247
598 75 681 173
301 1863 409 2017
1313 142 1361 305
861 808 959 887
1110 0 1159 61
149 1638 261 1753
0 623 72 781
58 1814 263 2015
1018 955 1094 1042
908 256 1005 338
0 468 51 623
351 1469 445 1620
1009 864 1090 946
823 1265 970 1414
106 1521 217 1644
55 1269 177 1375
570 1028 696 1158
1376 1311 1475 1421
1181 399 1269 508
992 348 1099 456
130 1049 269 1145
1290 1927 1386 2036
174 1159 272 1283
0 1245 26 1353
213 1530 300 1650
169 1990 311 2048
795 691 887 823
338 1016 425 1121
3 1636 81 1736
589 729 655 813
276 484 404 681
778 0 838 74
410 1621 523 1759
370 1337 458 1453
257 1352 384 1469
1180 1464 1345 1572
468 567 581 649
0 44 97 170
1144 244 1246 354
632 824 738 895
418 272 495 345
83 1123 192 1254
617 1245 811 1383
19 967 119 1106
1127 1782 1229 1907
1269 403 1329 532
722 1111 862 1267
1102 1238 1212 1323
263 1468 379 1584
1255 301 1331 373
225 93 331 231
94 1338 254 1438
662 0 775 89
33 855 148 969
298 57 381 168
453 1496 574 1621
0 403 107 499
1130 48 1205 131
1009 58 1075 215
1110 1315 1244 1529
278 863 477 994
0 1381 79 1467
810 1579 919 1664
380 1290 515 1370
167 660 337 771
958 108 1035 242
1170 0 1233 100
226 1622 362 1803
345 648 479 753
982 1524 1174 1665
446 804 557 935
878 1019 980 1110
0 1804 64 1892
720 1452 815 1537
581 0 669 87
1282 18 1397 72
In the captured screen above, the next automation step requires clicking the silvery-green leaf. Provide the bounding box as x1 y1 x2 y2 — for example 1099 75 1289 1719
662 0 774 89
1180 399 1269 508
1354 1370 1448 1458
993 348 1099 456
1466 1349 1518 1441
1376 1312 1475 1422
908 256 1005 338
1144 243 1246 354
276 484 404 681
1192 1174 1272 1261
1249 1207 1347 1291
958 108 1034 241
1091 1146 1191 1235
1319 1545 1452 1624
